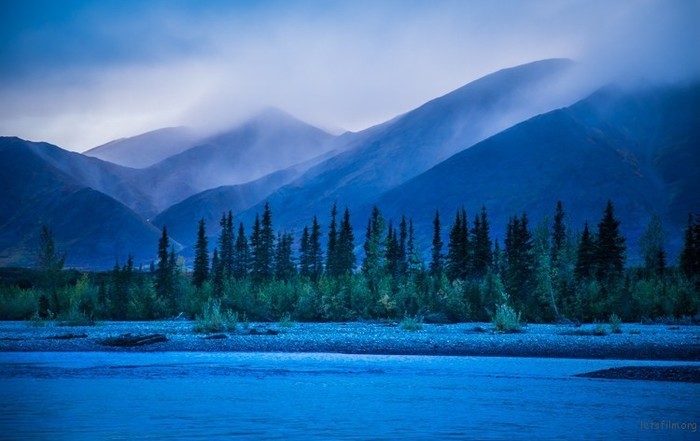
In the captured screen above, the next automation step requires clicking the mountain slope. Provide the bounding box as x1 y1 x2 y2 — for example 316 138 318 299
371 82 700 260
0 137 164 268
84 126 201 169
238 59 580 229
137 108 338 212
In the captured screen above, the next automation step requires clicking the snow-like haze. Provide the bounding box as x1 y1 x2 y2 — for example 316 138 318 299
0 0 698 152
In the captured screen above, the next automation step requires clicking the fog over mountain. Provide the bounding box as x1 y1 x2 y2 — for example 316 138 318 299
84 127 203 169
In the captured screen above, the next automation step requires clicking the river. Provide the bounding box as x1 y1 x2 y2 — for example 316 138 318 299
1 352 698 440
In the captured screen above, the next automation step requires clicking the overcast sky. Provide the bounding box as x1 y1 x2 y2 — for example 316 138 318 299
1 0 698 151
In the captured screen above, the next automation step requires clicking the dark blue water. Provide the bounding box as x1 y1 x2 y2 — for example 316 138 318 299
0 352 698 440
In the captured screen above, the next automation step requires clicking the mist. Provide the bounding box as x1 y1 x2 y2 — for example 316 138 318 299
0 0 697 152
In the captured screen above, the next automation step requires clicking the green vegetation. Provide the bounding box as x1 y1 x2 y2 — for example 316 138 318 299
609 313 622 334
1 201 699 326
399 315 424 331
491 296 523 333
193 299 238 333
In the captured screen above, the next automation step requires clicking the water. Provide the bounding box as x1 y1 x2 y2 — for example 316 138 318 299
0 352 698 440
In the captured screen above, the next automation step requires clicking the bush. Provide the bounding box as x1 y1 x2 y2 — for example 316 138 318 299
399 315 423 331
279 312 294 328
592 322 608 336
609 313 622 334
492 296 523 333
193 299 238 333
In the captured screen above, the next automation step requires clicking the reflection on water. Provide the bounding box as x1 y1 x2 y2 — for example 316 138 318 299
0 353 698 440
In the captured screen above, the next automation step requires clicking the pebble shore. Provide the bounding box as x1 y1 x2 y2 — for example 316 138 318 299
1 321 698 361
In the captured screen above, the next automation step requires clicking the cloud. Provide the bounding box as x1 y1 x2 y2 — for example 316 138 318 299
0 0 697 151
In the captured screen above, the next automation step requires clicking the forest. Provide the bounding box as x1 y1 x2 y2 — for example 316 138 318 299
1 200 699 325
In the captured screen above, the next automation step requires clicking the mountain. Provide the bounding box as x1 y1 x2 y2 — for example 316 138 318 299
0 137 164 268
370 82 700 261
236 59 581 230
134 108 339 213
84 126 202 169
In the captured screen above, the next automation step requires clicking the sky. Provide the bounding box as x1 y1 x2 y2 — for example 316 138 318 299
0 0 698 152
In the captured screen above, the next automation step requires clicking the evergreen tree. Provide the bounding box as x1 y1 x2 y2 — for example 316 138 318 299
155 226 174 302
594 200 626 280
192 218 210 288
309 215 323 280
233 223 249 279
218 211 235 279
385 221 401 278
446 209 468 281
472 207 492 278
552 201 566 265
398 216 408 277
336 208 356 275
575 222 595 281
639 214 666 277
250 211 274 283
362 206 386 287
256 202 276 282
275 232 296 281
36 225 65 314
430 210 444 277
679 214 700 278
211 248 223 293
406 218 422 274
504 213 534 309
326 203 339 277
299 226 311 277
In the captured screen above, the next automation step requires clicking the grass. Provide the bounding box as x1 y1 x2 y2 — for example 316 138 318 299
492 303 523 333
193 299 238 333
609 313 622 334
278 312 294 328
399 315 424 331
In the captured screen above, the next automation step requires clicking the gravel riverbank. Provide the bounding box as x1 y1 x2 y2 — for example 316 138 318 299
1 321 698 361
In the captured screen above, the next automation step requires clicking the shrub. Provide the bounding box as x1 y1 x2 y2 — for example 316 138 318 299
609 313 622 334
279 312 294 328
193 299 238 333
492 295 523 333
592 323 608 336
400 315 424 331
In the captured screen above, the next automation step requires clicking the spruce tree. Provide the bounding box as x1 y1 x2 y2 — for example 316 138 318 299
233 223 249 279
337 208 356 275
259 202 275 281
155 226 173 302
362 206 386 286
552 201 566 266
472 207 492 278
594 200 626 280
639 214 666 277
192 218 210 288
398 215 408 277
430 210 444 277
309 216 323 280
37 225 65 314
385 221 401 278
275 232 295 281
406 218 422 274
211 248 223 293
446 209 467 281
575 222 595 281
326 203 338 277
679 214 700 278
504 213 534 310
218 212 235 279
299 226 311 277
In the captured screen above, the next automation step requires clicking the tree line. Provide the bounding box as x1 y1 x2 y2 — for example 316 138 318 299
2 201 699 323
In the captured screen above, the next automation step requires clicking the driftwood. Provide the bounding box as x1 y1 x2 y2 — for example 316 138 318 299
248 328 279 336
100 333 168 347
46 333 88 340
